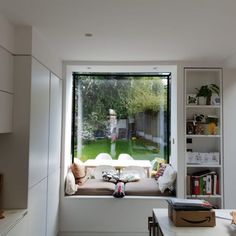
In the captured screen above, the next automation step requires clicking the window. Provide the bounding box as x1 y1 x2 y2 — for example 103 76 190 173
71 73 171 166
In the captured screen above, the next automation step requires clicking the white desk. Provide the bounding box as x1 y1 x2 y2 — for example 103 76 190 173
152 209 236 236
84 159 151 177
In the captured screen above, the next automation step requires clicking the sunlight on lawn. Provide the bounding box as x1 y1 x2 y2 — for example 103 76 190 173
79 138 164 162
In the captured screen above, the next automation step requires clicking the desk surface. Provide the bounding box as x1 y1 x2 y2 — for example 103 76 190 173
84 159 151 169
153 209 236 236
0 209 27 236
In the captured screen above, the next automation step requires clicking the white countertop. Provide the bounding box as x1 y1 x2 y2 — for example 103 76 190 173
153 209 236 236
0 210 27 236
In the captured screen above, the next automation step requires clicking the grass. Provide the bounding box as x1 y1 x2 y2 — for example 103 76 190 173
78 138 166 162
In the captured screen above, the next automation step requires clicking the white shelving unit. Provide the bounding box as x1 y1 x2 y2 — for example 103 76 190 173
184 68 223 208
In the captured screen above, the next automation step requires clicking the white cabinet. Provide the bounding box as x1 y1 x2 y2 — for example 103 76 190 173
0 47 13 93
0 92 13 133
48 73 62 174
0 46 14 133
28 58 50 188
46 170 60 236
28 178 47 236
184 68 223 208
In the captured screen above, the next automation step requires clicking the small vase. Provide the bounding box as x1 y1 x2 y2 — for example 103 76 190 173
198 96 206 105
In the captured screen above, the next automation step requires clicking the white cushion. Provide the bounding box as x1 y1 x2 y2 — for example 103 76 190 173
157 164 177 193
65 169 78 195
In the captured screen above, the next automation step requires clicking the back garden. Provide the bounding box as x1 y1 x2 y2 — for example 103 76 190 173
72 74 170 162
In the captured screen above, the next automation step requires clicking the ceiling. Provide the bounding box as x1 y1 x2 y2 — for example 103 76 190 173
1 0 236 62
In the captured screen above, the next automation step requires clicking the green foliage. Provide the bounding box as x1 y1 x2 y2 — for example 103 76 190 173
126 78 167 115
195 84 220 97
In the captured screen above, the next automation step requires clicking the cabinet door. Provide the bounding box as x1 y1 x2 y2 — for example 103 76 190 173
28 58 50 187
46 170 60 236
0 47 13 93
28 178 47 236
48 73 62 174
0 92 13 133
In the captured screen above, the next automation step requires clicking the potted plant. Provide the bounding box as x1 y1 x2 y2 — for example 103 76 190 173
195 84 219 105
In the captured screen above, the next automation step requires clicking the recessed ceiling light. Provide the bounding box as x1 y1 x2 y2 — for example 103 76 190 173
153 67 158 70
85 33 93 37
87 67 91 70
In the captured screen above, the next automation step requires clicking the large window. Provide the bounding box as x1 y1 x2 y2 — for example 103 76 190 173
71 73 171 163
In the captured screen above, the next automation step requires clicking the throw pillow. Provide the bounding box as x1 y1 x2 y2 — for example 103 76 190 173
155 163 168 180
71 161 88 186
157 164 177 193
65 169 78 195
113 182 125 198
102 171 119 183
119 173 141 183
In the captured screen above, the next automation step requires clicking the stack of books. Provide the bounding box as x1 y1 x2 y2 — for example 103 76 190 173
167 198 213 211
187 170 219 195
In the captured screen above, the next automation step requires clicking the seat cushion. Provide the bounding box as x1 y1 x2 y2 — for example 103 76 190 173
125 178 173 196
75 179 115 195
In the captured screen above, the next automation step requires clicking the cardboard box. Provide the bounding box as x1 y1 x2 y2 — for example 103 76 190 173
168 204 215 227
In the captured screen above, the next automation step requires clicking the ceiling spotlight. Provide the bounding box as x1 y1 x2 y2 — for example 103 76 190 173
153 67 158 70
87 67 91 70
85 33 93 37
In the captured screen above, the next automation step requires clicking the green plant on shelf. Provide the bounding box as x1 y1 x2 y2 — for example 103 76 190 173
195 84 219 105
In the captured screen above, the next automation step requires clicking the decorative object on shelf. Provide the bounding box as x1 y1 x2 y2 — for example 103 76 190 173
206 115 219 135
195 123 205 135
211 94 220 105
186 94 197 105
194 114 206 123
195 84 220 105
186 121 195 134
187 152 220 165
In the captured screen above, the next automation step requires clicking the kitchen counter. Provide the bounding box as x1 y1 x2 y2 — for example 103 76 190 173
0 210 27 236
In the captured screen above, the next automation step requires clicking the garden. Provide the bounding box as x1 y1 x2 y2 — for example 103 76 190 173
72 74 169 162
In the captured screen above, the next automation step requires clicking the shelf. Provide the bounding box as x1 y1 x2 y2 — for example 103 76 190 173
186 135 221 138
186 105 220 108
187 164 221 168
187 195 222 199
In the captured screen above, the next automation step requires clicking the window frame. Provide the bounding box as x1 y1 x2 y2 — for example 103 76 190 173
71 72 171 164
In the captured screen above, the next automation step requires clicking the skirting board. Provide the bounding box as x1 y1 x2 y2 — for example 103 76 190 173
59 232 148 236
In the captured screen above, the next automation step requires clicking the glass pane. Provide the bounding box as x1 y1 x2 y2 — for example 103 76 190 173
72 75 170 163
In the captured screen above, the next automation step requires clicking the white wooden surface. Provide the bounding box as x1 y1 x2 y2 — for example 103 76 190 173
0 210 27 236
28 58 50 188
0 92 12 133
223 69 236 209
153 208 236 236
28 178 47 236
48 73 62 174
0 47 13 93
46 169 60 236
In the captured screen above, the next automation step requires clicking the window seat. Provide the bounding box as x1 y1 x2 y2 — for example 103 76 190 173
75 179 115 195
72 178 174 197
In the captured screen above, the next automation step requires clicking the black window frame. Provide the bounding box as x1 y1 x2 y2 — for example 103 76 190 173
71 72 171 164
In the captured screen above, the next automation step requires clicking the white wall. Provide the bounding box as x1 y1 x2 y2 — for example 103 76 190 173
0 13 15 53
60 61 227 236
223 68 236 209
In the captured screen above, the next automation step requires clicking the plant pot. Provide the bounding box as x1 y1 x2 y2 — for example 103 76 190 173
198 96 206 105
206 96 211 105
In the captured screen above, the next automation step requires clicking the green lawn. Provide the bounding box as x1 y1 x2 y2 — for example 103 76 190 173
78 138 165 162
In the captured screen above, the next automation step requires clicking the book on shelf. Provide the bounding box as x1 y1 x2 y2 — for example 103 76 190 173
189 170 219 196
